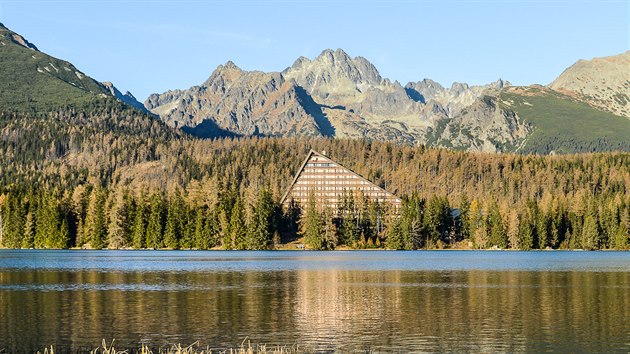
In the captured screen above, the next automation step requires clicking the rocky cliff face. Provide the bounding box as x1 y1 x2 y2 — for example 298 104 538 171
145 62 324 137
549 51 630 119
101 81 148 113
147 48 520 151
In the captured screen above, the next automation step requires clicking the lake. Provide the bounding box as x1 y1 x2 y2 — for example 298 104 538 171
0 250 629 352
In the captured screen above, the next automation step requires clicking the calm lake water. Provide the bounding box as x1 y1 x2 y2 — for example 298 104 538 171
1 250 629 353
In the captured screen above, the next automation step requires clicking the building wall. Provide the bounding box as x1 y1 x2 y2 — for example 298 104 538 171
283 152 401 210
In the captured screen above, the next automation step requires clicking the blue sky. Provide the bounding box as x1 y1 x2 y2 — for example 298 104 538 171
1 0 628 101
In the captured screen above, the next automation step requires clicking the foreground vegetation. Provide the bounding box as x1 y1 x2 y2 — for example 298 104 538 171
0 105 628 250
37 339 301 354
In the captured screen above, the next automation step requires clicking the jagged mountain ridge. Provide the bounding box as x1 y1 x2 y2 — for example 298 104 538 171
0 23 145 112
147 48 522 151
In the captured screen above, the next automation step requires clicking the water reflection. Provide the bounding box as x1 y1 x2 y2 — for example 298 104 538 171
0 252 629 352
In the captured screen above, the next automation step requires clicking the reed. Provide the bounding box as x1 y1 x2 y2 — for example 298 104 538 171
37 339 303 354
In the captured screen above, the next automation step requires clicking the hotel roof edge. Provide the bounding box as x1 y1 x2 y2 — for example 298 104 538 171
280 149 401 206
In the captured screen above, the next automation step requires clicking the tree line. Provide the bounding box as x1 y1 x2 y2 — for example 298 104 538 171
1 183 628 250
0 107 628 250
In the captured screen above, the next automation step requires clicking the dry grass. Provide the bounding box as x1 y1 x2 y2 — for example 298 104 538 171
37 339 302 354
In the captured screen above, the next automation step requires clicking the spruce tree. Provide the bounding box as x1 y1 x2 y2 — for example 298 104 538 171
193 208 205 249
581 204 599 250
132 198 146 249
301 194 324 250
247 189 275 250
229 199 246 250
145 193 164 249
487 202 507 249
164 192 184 249
386 215 404 250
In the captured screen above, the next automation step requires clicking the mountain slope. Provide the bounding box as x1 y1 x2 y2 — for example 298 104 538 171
0 23 145 113
549 51 630 119
500 86 630 154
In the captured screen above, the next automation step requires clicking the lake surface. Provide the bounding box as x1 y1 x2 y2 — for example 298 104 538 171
1 250 629 353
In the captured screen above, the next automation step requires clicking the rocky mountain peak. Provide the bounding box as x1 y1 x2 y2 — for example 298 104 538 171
220 60 241 71
284 48 383 87
0 24 38 51
290 56 311 70
100 81 148 112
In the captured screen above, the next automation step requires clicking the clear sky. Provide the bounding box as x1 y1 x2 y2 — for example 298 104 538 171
1 0 628 101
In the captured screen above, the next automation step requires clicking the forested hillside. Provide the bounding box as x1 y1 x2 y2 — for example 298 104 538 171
1 105 628 250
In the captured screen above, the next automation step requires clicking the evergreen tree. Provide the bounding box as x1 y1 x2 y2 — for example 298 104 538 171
164 191 185 249
83 187 107 249
302 194 324 250
193 207 206 249
145 193 164 249
132 197 146 249
581 204 599 250
487 202 507 248
458 194 471 241
107 189 131 249
519 210 534 250
386 215 404 249
321 206 338 250
247 189 275 250
22 205 35 249
201 207 219 249
424 195 452 247
228 199 246 250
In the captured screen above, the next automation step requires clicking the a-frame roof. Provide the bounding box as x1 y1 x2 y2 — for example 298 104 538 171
280 149 400 205
280 149 321 205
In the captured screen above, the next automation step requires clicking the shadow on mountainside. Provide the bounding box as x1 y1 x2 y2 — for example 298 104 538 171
295 86 336 138
182 119 241 139
404 87 426 104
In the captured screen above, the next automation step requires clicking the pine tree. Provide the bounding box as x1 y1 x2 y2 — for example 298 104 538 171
581 204 599 250
321 207 338 250
132 198 146 249
247 189 275 250
386 215 404 249
83 187 107 249
229 199 246 250
487 202 507 249
22 206 35 249
145 193 164 249
301 194 324 250
519 211 534 250
193 208 205 249
201 208 219 249
459 194 471 241
107 189 131 249
164 191 184 249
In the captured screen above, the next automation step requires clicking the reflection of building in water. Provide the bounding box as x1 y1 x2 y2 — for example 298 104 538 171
293 268 404 349
281 150 402 210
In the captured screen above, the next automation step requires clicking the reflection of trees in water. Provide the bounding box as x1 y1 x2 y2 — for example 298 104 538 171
293 270 404 350
0 270 628 352
292 270 630 352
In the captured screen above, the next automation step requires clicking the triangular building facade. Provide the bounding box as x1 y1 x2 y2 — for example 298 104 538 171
281 150 402 210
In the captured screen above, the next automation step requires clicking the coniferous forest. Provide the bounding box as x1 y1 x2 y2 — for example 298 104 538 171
0 104 628 250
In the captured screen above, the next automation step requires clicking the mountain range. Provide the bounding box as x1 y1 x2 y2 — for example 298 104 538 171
145 48 630 153
1 22 629 154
